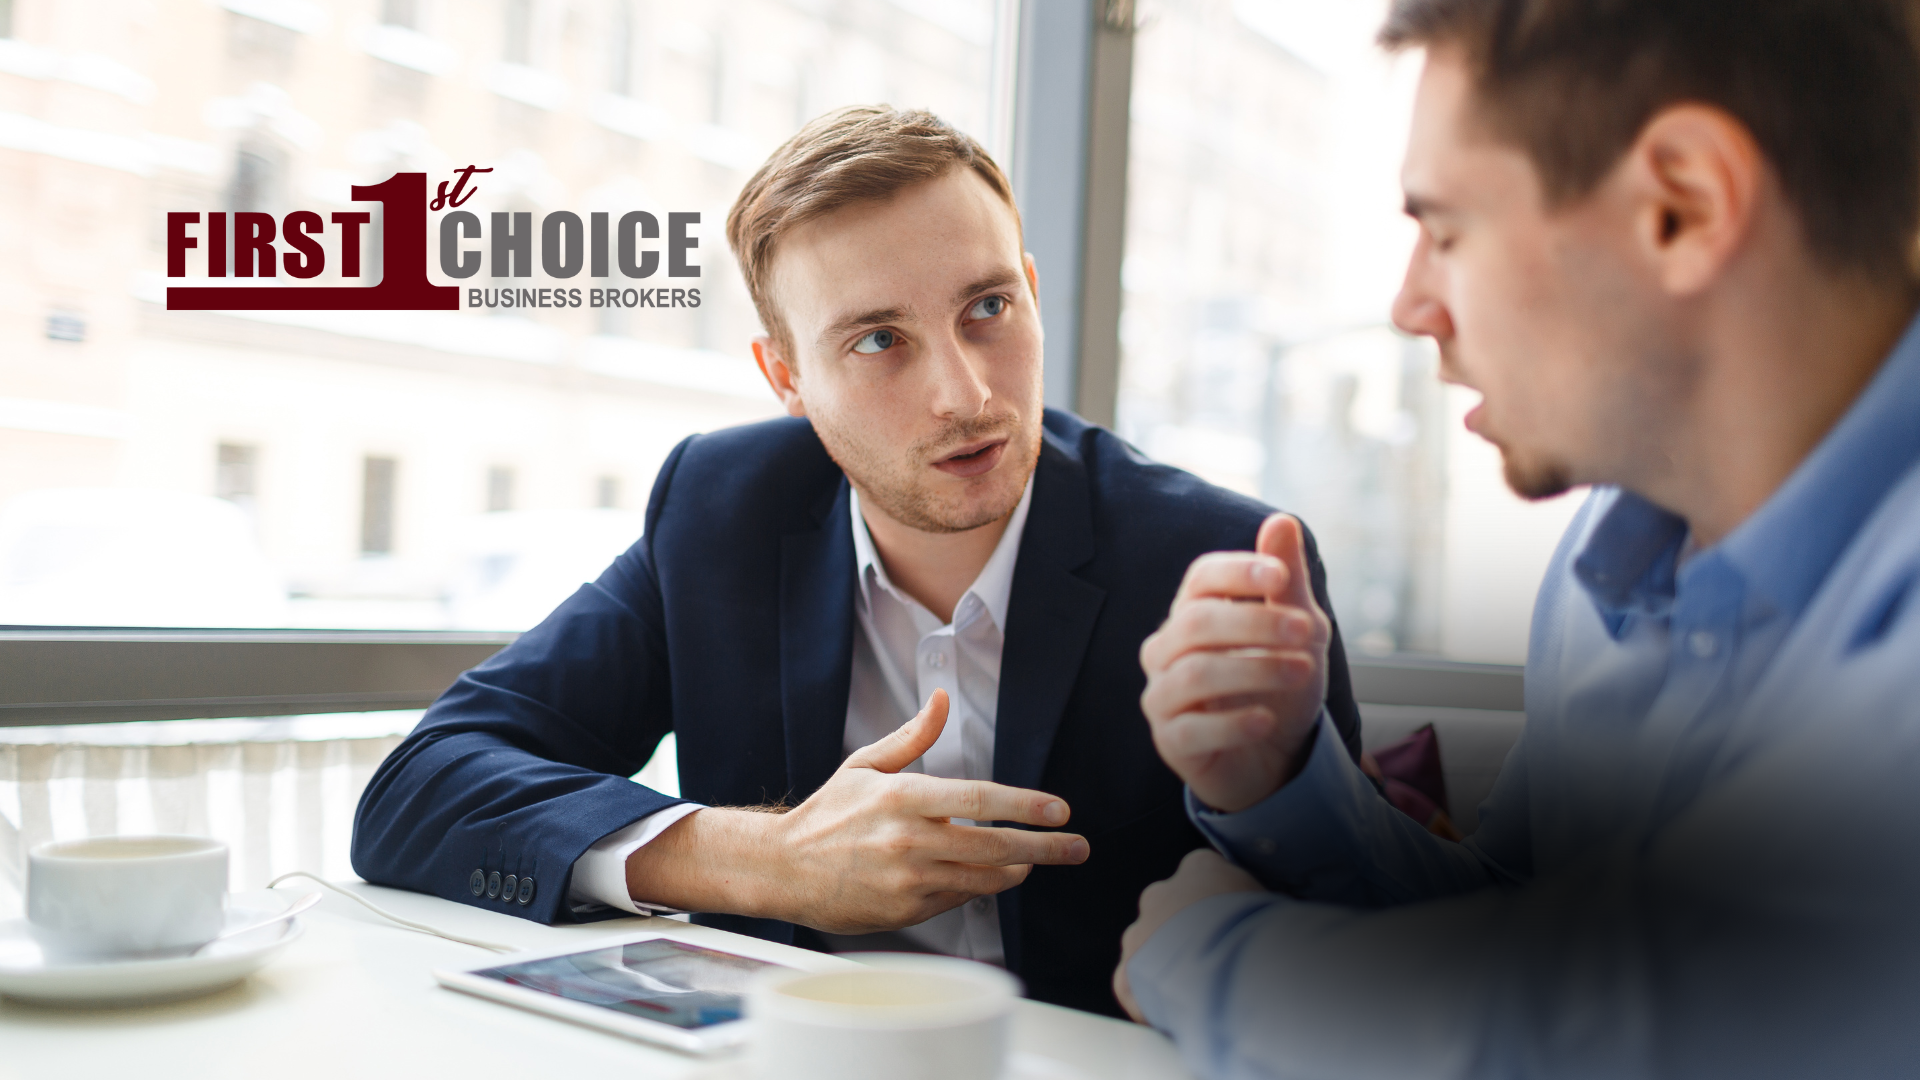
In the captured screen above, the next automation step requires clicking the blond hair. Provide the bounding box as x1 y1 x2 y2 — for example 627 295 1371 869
725 105 1020 358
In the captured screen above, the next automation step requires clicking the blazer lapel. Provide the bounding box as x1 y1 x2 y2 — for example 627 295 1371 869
993 432 1107 795
779 478 858 803
992 431 1107 979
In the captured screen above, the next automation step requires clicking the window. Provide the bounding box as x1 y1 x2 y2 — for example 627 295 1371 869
0 0 1002 633
228 144 284 217
487 466 515 513
44 310 85 342
0 0 12 39
609 0 634 96
503 0 533 65
215 443 258 514
361 457 398 556
380 0 420 30
1116 1 1579 665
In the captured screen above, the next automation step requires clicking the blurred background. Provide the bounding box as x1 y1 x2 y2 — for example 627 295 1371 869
1 0 1573 895
0 0 1578 659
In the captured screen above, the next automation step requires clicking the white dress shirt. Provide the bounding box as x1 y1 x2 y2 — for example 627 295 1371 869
570 479 1035 965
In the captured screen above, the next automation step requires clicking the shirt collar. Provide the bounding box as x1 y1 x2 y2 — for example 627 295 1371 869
849 475 1036 632
1575 308 1920 623
1717 310 1920 619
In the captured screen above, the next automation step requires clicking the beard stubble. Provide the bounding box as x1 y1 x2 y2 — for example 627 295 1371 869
814 410 1040 533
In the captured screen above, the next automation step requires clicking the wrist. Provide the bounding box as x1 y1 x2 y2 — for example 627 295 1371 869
1193 714 1322 814
624 807 789 918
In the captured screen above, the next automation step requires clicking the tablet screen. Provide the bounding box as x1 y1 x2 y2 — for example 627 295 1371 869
470 938 781 1029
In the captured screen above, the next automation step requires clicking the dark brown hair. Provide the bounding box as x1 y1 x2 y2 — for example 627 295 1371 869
1380 0 1920 280
725 105 1020 358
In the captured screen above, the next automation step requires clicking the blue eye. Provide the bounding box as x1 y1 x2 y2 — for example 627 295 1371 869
968 295 1008 320
853 329 897 354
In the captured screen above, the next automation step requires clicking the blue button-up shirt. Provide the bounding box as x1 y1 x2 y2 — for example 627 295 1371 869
1130 313 1920 1079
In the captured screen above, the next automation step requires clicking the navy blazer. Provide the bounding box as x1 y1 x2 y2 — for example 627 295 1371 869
353 409 1363 1016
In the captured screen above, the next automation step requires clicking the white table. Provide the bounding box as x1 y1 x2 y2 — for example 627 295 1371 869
0 882 1196 1079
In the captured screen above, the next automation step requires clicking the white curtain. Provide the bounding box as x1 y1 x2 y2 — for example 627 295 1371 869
0 713 416 919
0 714 681 920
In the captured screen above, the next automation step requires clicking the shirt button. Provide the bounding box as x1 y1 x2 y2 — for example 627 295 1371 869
969 896 992 915
1688 630 1719 658
926 650 947 669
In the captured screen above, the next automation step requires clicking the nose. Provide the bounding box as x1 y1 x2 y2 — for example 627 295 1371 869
926 330 991 421
1391 232 1454 343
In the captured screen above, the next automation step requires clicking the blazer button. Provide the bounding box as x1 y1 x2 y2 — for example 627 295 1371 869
468 869 486 897
516 876 535 905
501 874 517 902
487 871 502 899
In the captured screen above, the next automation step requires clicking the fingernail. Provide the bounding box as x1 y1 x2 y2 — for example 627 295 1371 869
1043 801 1068 825
1067 839 1090 862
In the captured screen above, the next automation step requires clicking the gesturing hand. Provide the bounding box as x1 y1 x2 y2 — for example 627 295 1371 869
768 688 1091 933
627 690 1090 935
1139 513 1330 814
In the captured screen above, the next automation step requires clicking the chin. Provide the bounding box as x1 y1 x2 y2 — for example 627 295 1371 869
1502 451 1576 502
872 440 1037 534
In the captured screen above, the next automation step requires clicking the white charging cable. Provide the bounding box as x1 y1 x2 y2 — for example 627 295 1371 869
267 871 518 954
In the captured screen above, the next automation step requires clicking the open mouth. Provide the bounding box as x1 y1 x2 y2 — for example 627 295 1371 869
931 438 1008 478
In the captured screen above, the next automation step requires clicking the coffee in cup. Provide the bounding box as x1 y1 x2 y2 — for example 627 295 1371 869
748 954 1019 1080
27 835 228 963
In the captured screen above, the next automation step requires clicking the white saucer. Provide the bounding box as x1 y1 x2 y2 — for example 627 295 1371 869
0 901 304 1006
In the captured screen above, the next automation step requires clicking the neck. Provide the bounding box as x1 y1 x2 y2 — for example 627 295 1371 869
1639 268 1917 547
858 493 1015 625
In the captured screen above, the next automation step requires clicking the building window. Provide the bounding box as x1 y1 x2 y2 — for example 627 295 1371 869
361 457 398 554
45 310 86 342
216 443 258 513
229 145 282 216
609 0 633 95
596 475 620 509
0 0 13 39
487 466 515 512
503 0 532 65
380 0 419 30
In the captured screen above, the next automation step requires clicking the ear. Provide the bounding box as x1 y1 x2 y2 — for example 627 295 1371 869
1622 104 1762 297
752 336 808 418
1023 252 1042 307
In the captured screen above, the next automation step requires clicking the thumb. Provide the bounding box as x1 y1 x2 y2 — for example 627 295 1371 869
845 688 949 774
1255 513 1321 615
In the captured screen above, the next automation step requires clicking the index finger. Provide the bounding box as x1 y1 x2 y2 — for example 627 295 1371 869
898 774 1072 828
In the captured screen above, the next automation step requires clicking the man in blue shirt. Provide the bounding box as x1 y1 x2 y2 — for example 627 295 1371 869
1116 1 1920 1075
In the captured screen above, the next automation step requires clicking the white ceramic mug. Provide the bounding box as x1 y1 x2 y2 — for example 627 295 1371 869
27 835 229 963
748 954 1020 1080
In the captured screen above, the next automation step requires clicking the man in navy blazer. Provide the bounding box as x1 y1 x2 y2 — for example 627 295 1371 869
352 106 1363 1017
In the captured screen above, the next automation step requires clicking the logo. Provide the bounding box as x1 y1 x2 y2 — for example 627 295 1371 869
164 167 700 312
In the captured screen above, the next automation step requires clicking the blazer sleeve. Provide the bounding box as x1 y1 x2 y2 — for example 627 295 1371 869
349 438 695 924
1302 521 1366 764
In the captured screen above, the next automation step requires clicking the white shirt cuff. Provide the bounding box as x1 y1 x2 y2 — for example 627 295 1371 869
566 803 705 915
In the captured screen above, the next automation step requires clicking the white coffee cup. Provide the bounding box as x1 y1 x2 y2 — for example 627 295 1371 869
748 954 1019 1080
27 835 229 963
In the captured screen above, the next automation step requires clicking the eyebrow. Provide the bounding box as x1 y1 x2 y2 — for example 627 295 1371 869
817 305 910 347
953 270 1024 305
814 270 1027 348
